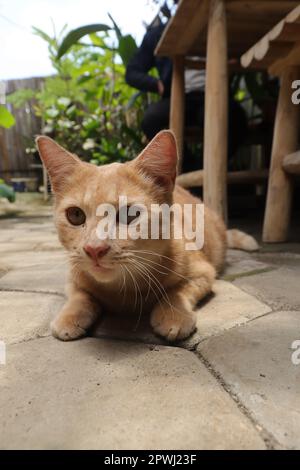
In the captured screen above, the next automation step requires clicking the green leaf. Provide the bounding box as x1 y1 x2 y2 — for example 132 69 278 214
0 106 15 129
118 35 137 66
57 24 111 59
7 88 36 108
89 33 104 47
32 26 55 45
0 183 15 202
107 13 122 39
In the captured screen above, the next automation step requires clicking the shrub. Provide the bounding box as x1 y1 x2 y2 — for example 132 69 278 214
8 19 151 165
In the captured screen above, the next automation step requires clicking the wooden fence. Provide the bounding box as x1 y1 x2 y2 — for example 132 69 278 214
0 76 44 180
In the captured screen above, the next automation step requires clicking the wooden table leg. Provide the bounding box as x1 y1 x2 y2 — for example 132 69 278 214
170 55 185 174
203 0 228 222
263 66 300 242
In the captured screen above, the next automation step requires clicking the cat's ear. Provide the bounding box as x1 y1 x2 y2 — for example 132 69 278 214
36 136 80 192
133 130 178 191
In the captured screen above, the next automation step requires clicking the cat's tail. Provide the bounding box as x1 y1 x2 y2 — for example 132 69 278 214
226 229 259 252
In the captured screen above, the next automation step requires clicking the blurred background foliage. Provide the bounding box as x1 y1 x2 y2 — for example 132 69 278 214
8 16 152 165
7 1 279 169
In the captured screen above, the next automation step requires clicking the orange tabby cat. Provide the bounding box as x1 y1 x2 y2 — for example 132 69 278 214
37 131 258 342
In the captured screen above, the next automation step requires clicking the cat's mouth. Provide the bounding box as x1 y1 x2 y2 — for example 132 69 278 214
90 261 113 272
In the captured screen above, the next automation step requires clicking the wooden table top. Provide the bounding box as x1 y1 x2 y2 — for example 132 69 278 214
241 4 300 75
156 0 300 59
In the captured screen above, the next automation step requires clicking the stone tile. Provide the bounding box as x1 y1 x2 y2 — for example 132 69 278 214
0 232 13 243
93 280 271 348
0 250 67 270
233 267 300 311
9 233 60 245
0 263 67 295
92 309 164 345
223 249 273 281
198 311 300 449
255 252 300 271
36 241 63 251
181 280 271 349
0 291 64 344
0 241 40 253
0 337 265 450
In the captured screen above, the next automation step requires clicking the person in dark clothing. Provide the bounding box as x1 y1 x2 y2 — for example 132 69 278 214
126 24 172 98
125 23 247 169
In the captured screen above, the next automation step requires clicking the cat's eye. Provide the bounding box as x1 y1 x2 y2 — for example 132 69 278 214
66 207 86 226
117 205 141 225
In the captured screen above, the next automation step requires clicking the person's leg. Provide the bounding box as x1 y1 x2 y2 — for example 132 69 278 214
141 98 170 140
228 98 248 159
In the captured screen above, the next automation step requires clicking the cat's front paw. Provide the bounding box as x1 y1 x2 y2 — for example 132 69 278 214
150 305 196 342
51 309 97 341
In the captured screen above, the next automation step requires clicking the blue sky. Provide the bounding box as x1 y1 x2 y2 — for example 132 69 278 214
0 0 159 80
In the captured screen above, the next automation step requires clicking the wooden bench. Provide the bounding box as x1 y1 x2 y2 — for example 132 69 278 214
242 5 300 242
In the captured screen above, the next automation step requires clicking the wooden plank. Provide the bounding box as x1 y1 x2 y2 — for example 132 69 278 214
241 4 300 70
269 40 300 76
176 169 269 188
0 77 44 180
282 150 300 175
156 0 299 58
0 128 10 178
263 66 300 242
156 0 210 56
203 0 228 222
170 56 185 173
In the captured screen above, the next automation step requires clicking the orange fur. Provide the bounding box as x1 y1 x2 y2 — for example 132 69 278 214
36 131 254 342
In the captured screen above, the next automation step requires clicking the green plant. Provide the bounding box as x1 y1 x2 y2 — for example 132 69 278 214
0 181 15 202
0 105 15 129
56 14 138 67
8 17 149 165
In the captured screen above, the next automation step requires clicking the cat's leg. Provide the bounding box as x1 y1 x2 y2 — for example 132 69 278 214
150 260 215 342
51 288 99 341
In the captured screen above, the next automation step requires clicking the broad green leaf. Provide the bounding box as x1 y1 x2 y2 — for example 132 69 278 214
0 106 15 129
118 35 137 66
57 24 111 59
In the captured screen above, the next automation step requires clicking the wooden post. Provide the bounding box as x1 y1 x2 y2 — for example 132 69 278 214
170 55 185 174
0 128 10 181
203 0 228 222
263 66 300 242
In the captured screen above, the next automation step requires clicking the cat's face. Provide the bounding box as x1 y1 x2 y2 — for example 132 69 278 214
37 131 178 284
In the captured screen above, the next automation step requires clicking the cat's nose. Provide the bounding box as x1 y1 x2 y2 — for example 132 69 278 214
84 243 110 261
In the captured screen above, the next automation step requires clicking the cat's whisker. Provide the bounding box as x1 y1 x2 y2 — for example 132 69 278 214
129 249 184 266
119 265 126 296
131 253 198 286
131 256 185 320
127 258 166 317
123 264 138 312
124 262 147 331
127 258 152 302
129 256 177 320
